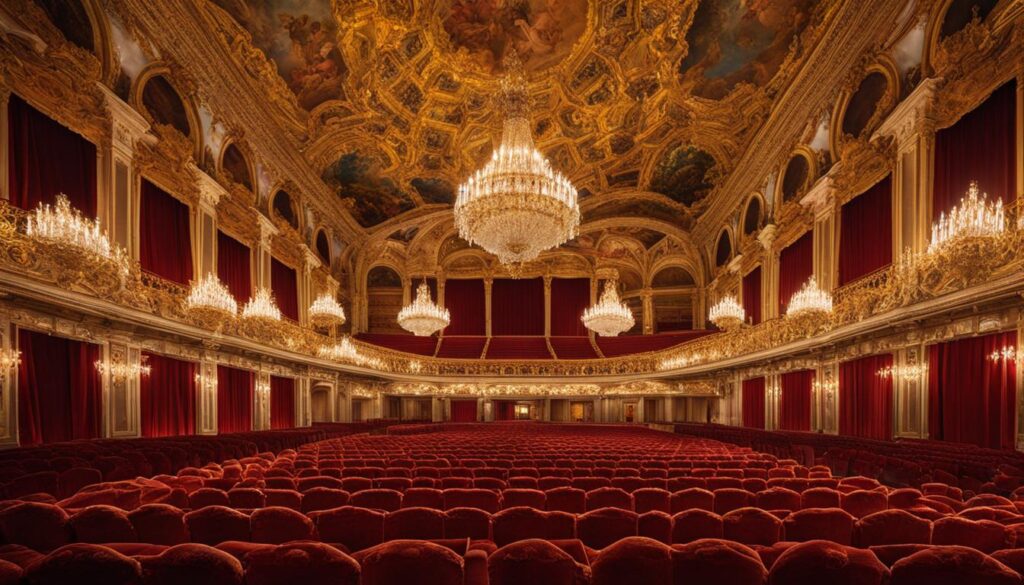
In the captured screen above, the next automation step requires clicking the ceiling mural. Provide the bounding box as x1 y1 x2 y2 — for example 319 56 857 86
322 152 416 227
647 145 717 208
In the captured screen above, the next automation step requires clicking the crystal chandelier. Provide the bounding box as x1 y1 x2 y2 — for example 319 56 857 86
309 293 346 328
582 281 635 337
26 194 125 264
786 277 832 318
454 50 579 267
397 281 450 336
989 346 1017 364
241 288 282 321
876 364 928 379
0 349 21 371
185 274 238 321
95 357 151 381
318 337 383 369
929 181 1005 253
709 296 746 331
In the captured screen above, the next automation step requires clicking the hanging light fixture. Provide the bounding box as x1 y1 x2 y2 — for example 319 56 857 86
309 293 346 328
709 295 746 331
454 50 579 267
397 281 450 337
95 355 152 382
0 349 21 371
185 274 238 323
929 181 1005 253
786 277 832 319
582 281 635 337
242 288 282 321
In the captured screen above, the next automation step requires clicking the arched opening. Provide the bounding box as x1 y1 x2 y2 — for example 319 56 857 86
781 155 811 203
141 75 191 137
842 71 889 139
311 386 330 423
315 229 331 264
221 143 253 192
939 0 998 40
715 230 732 267
367 265 403 334
272 190 299 229
743 197 762 235
650 266 697 333
34 0 95 53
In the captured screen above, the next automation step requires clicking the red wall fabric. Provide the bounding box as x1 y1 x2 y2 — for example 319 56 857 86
839 354 893 440
140 352 196 438
933 79 1016 220
494 400 516 421
450 400 478 423
491 278 544 335
742 377 766 429
779 370 814 432
444 279 486 335
17 329 102 446
140 180 194 285
928 331 1017 450
270 376 295 430
550 278 590 336
271 258 299 322
742 267 762 325
839 176 892 286
217 231 252 304
217 365 253 434
8 94 97 216
779 231 814 316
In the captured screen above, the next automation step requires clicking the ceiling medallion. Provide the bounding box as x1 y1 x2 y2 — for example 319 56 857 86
398 281 450 337
454 50 580 268
582 281 635 337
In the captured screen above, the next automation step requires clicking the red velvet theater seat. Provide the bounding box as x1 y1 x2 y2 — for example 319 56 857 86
854 509 932 547
68 505 137 544
586 487 634 512
244 542 360 585
0 502 70 552
300 487 350 513
250 506 315 544
0 559 20 585
443 489 501 513
489 539 590 585
723 507 782 546
890 545 1023 585
383 507 446 540
351 489 403 512
502 488 547 510
402 487 444 510
671 509 724 544
638 511 672 544
670 488 715 514
357 540 463 585
768 540 890 585
930 516 1011 553
444 507 492 540
545 487 586 514
127 504 188 546
634 488 671 514
592 537 673 585
312 506 385 552
577 507 638 549
24 544 141 585
184 506 251 545
783 508 856 545
671 538 768 585
139 543 245 585
492 507 574 547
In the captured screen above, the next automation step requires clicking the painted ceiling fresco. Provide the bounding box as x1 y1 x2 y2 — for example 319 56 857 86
210 0 833 230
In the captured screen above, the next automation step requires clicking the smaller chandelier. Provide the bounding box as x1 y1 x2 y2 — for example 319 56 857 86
876 364 928 379
398 281 450 337
786 277 832 318
186 274 238 321
319 337 383 369
582 281 635 337
929 181 1005 253
709 296 745 331
0 349 21 371
813 378 837 397
95 357 151 382
989 346 1017 363
242 288 282 321
26 194 124 264
309 293 347 328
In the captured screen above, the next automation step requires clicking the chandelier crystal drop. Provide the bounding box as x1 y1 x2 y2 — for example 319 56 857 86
785 277 833 318
26 194 124 263
309 293 347 328
929 181 1006 253
709 295 746 331
398 281 450 336
455 50 580 267
582 281 635 337
185 274 238 319
242 288 282 321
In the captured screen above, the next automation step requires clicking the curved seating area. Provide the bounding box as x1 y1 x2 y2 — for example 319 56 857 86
2 423 1024 584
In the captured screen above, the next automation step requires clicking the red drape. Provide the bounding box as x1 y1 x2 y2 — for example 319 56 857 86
839 176 892 286
8 94 97 216
140 352 196 438
444 279 486 335
550 278 590 336
928 331 1017 450
779 370 814 432
494 400 516 421
16 329 102 446
270 376 295 430
217 231 252 304
271 258 299 322
742 377 766 429
492 278 544 335
779 231 814 316
140 180 194 285
839 354 893 440
450 400 478 422
933 79 1016 219
217 365 253 434
742 267 762 325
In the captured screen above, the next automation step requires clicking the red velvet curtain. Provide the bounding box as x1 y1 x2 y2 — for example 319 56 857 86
839 354 893 440
140 180 194 285
270 376 295 430
271 258 299 322
217 231 252 304
17 329 102 446
140 352 196 437
494 400 516 421
933 79 1016 219
450 400 478 422
839 176 892 286
8 94 97 216
779 231 814 316
492 278 544 335
550 278 590 336
928 331 1017 450
779 370 814 432
217 365 253 434
444 279 486 335
742 377 766 429
742 267 762 325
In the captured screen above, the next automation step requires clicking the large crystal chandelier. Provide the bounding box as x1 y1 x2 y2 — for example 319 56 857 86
928 181 1006 253
455 50 580 267
785 277 832 318
309 293 347 328
185 274 238 321
709 296 746 331
26 194 125 265
397 281 450 336
241 288 282 321
582 281 635 337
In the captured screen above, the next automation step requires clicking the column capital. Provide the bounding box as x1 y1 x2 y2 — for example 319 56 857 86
192 165 226 215
302 247 322 273
874 77 943 148
799 176 836 219
756 224 777 250
255 214 278 248
97 84 151 159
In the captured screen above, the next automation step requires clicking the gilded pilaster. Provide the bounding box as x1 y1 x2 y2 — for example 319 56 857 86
194 169 224 278
758 226 779 320
802 177 838 292
98 85 151 256
0 85 9 203
543 275 552 337
254 371 271 431
0 316 16 447
641 289 654 334
254 214 278 291
893 344 928 439
300 249 321 326
195 359 219 435
484 277 493 337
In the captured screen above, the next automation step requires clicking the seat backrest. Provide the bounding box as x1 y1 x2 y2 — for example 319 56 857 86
577 507 639 550
383 507 446 541
489 539 585 585
358 540 464 585
890 545 1023 585
592 536 673 585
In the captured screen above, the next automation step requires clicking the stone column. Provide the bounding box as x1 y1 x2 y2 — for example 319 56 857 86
195 359 219 435
1017 71 1023 204
893 344 928 439
663 396 676 423
402 277 412 306
758 226 778 320
802 178 838 292
254 372 271 431
814 361 839 434
100 340 141 438
98 85 151 255
765 375 781 430
543 275 552 337
484 277 493 337
296 377 312 427
641 289 654 334
253 215 278 291
300 249 321 326
437 275 446 307
194 169 223 278
543 398 552 421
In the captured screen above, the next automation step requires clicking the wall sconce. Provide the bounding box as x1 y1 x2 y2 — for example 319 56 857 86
877 364 928 379
95 355 151 382
989 346 1017 363
813 379 837 399
0 349 21 371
